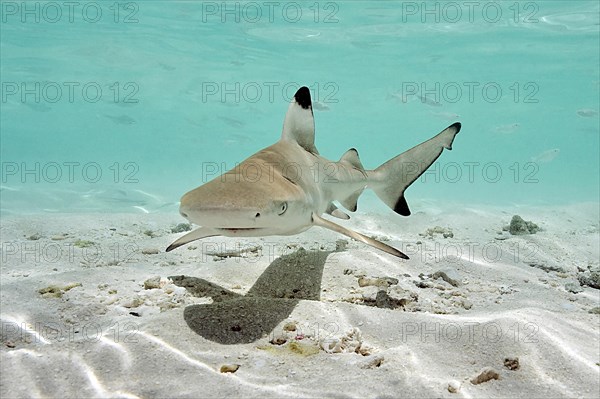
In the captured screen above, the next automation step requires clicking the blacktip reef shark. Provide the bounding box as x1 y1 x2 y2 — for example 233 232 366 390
166 87 461 259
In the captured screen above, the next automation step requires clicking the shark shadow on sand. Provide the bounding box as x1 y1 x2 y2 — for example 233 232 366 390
170 247 338 345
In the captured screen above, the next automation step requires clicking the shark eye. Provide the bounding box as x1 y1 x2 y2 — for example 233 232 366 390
278 202 288 215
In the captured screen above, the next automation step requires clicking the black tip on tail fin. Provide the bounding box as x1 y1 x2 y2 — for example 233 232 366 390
295 87 312 110
394 196 411 216
372 122 461 217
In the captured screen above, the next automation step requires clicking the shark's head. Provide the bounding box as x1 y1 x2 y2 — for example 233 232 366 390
179 166 313 236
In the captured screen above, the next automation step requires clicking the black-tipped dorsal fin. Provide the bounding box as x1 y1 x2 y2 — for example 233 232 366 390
281 86 317 154
339 148 364 171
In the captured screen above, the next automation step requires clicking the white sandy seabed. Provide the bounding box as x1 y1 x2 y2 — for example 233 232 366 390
1 201 599 399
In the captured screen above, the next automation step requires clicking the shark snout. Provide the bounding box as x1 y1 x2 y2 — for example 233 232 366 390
179 203 260 228
179 188 273 228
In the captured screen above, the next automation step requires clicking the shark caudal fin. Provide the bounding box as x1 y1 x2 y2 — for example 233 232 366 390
280 86 318 154
371 122 461 216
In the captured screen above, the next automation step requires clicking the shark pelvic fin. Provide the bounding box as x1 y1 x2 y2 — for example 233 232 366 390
281 86 317 154
326 202 351 220
339 187 365 213
372 122 461 216
165 227 220 252
311 213 409 259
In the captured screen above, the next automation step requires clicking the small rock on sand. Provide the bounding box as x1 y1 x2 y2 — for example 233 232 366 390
528 261 565 273
470 367 500 384
142 248 159 255
461 299 473 310
270 336 287 345
508 215 539 235
144 276 161 289
335 239 348 251
504 357 520 370
219 364 240 373
38 282 82 298
432 269 461 287
564 282 583 294
358 276 399 287
578 271 600 289
360 355 384 369
420 226 454 239
171 223 192 233
447 380 461 393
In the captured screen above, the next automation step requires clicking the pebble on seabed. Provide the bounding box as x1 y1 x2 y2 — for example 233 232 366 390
447 380 461 393
470 367 500 385
504 357 520 370
220 364 240 373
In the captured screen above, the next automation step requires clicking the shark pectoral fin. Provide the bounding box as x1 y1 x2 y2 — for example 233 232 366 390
165 227 220 252
311 213 409 260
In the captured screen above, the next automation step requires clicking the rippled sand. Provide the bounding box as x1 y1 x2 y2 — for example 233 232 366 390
1 202 598 398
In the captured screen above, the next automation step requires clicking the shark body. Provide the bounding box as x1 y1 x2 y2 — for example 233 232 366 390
167 87 461 259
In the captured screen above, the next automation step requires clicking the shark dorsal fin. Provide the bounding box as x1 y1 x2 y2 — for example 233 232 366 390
281 86 317 154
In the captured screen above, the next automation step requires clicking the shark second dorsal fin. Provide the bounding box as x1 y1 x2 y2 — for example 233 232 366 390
339 148 364 170
281 86 317 154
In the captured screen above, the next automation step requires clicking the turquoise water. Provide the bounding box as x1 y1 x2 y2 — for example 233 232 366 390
1 1 599 214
